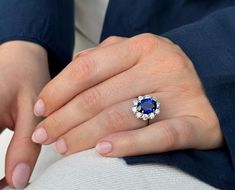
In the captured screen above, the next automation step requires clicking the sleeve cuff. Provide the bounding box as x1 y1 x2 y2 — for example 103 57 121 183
0 0 74 76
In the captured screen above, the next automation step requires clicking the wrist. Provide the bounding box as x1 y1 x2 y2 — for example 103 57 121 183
1 40 47 59
0 40 50 89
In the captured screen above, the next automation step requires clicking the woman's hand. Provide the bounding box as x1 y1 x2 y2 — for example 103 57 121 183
0 41 50 188
32 34 223 157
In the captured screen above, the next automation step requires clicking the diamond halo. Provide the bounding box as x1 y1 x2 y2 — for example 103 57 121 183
132 95 160 121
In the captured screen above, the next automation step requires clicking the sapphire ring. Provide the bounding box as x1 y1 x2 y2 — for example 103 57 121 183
132 95 160 121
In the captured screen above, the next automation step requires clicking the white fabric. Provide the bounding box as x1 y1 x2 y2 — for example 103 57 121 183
0 0 217 189
26 149 217 190
74 0 109 53
0 129 62 182
2 149 216 190
0 130 12 179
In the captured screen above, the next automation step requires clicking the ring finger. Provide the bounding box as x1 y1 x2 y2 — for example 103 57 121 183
53 98 150 155
55 92 166 155
32 63 161 145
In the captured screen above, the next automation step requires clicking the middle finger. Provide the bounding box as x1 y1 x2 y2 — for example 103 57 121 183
35 37 142 117
54 99 148 155
32 63 160 144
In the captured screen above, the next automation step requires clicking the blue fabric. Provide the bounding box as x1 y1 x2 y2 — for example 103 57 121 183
102 1 235 189
0 0 74 76
0 0 235 189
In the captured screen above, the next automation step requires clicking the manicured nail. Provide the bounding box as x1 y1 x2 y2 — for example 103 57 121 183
32 128 48 143
12 163 30 189
96 142 112 155
54 139 67 154
34 99 45 116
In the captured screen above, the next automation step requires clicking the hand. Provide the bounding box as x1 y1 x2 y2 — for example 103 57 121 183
0 41 50 188
32 34 223 157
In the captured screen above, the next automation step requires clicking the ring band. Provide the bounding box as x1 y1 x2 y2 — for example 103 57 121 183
132 95 160 121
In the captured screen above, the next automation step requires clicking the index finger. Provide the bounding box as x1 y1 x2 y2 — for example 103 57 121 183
34 36 142 117
6 96 41 189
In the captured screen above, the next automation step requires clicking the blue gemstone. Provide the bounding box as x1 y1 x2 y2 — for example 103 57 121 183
139 98 156 114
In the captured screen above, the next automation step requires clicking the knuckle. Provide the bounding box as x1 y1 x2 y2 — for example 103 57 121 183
71 54 95 81
171 52 187 66
14 136 33 146
43 117 64 137
102 36 122 45
137 33 157 41
104 109 127 132
158 36 174 44
122 132 137 154
177 120 194 147
210 126 223 148
162 52 189 72
202 116 223 148
161 123 179 150
42 85 57 104
80 88 102 115
131 33 159 53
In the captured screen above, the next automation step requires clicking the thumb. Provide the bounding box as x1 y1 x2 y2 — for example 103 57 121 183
5 96 41 189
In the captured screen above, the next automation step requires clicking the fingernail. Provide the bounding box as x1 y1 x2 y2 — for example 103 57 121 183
32 128 48 143
96 142 112 154
34 99 45 116
54 139 67 154
12 163 30 189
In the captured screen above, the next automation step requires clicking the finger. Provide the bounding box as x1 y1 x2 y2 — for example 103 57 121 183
34 36 144 117
5 95 41 189
95 116 222 157
73 47 96 60
52 99 148 155
0 177 8 189
32 62 163 145
98 36 126 47
73 36 125 60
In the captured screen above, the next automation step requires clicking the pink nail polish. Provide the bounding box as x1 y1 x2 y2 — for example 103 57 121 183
34 99 45 116
32 128 48 143
55 139 67 154
96 142 112 154
12 163 30 189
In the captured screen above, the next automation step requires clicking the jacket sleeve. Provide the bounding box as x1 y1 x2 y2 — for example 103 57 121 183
163 6 235 166
0 0 74 76
125 6 235 190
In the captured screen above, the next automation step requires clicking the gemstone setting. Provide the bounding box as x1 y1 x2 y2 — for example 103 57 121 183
132 95 160 120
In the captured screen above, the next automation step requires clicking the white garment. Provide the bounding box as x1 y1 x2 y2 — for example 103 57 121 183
0 0 217 189
24 149 216 190
74 0 109 53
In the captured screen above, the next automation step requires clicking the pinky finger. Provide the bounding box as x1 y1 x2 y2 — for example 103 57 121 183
95 116 221 157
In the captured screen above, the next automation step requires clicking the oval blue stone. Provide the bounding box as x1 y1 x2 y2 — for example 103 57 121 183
139 98 156 114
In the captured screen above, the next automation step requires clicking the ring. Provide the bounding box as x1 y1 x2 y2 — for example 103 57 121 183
132 95 160 121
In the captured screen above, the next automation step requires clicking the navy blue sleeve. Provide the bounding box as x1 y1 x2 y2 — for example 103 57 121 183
125 6 235 190
163 6 235 165
0 0 74 76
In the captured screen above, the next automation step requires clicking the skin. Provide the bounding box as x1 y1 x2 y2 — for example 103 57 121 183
32 33 224 158
0 41 50 188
